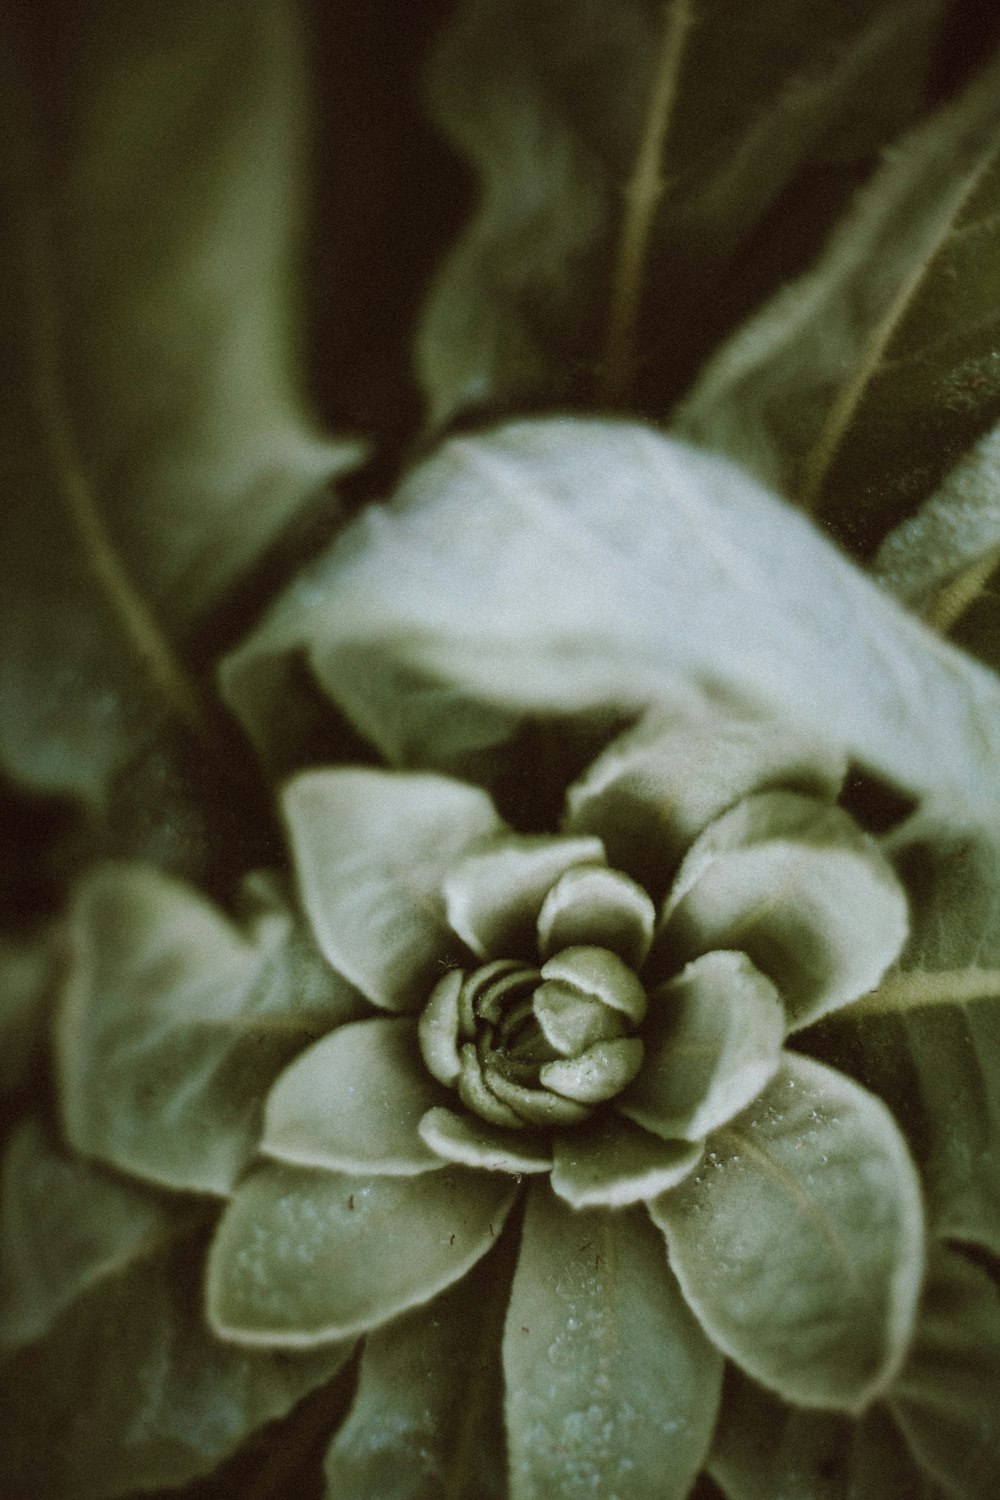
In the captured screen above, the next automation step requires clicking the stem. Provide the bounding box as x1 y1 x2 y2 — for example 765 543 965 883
600 0 692 406
26 206 213 745
923 544 1000 636
849 966 1000 1017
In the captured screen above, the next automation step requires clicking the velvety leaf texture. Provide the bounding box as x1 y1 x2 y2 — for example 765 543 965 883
677 46 1000 553
0 0 363 803
416 0 945 426
222 419 1000 835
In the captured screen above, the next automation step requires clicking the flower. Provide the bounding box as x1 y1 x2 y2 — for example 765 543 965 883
198 698 922 1493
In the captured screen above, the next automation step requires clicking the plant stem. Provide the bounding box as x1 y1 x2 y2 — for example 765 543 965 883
924 545 1000 636
600 0 692 406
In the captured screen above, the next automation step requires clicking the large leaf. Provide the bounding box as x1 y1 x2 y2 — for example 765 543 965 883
416 0 945 427
323 1243 511 1500
677 46 1000 554
504 1184 722 1500
829 830 1000 1256
56 862 364 1196
221 419 1000 834
0 1207 350 1500
708 1367 937 1500
0 0 363 804
651 1054 925 1413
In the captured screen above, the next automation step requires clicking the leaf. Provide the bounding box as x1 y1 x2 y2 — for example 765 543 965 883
0 1 363 805
549 1115 701 1209
708 1367 937 1500
0 1207 350 1500
828 830 1000 1255
56 862 363 1196
206 1161 517 1347
651 1053 925 1412
677 46 1000 553
890 1247 1000 1499
221 419 1000 835
0 1117 166 1353
282 768 503 1011
503 1184 723 1500
415 0 945 427
261 1018 447 1176
323 1242 512 1500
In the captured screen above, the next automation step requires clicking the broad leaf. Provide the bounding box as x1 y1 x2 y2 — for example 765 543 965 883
1 0 363 804
708 1367 937 1500
416 0 945 426
890 1247 1000 1499
282 768 502 1011
651 1054 925 1412
0 1208 350 1500
323 1243 512 1500
261 1018 446 1175
56 862 363 1195
207 1161 516 1347
503 1185 722 1500
221 420 1000 834
677 47 1000 554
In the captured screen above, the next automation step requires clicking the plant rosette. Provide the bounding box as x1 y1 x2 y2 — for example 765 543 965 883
5 423 1000 1500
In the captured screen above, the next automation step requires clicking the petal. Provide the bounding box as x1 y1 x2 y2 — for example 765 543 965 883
657 791 909 1029
650 1053 925 1413
537 865 655 967
539 944 647 1024
206 1162 517 1347
261 1018 445 1176
484 1063 592 1126
551 1116 702 1209
890 1247 1000 1499
419 1106 552 1174
418 968 465 1085
443 834 605 959
282 768 502 1011
539 1038 644 1104
618 951 784 1142
565 704 846 900
324 1246 510 1500
533 983 627 1056
458 1045 527 1128
504 1185 723 1500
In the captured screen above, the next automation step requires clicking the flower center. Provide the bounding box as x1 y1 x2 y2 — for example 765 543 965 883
418 945 647 1130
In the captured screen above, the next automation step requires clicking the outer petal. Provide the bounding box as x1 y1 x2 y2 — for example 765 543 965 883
618 951 784 1142
564 704 846 899
504 1185 723 1500
207 1162 517 1347
443 834 604 959
419 1106 552 1174
261 1019 446 1175
282 769 502 1011
550 1116 701 1209
650 1053 925 1413
657 791 909 1029
537 865 655 968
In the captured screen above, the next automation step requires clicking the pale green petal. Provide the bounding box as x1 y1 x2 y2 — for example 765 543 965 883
540 1038 644 1104
658 791 909 1029
539 945 647 1024
56 863 362 1196
419 1106 552 1174
323 1249 510 1500
537 865 655 967
550 1117 701 1209
207 1162 516 1347
0 1118 166 1353
890 1247 1000 1499
282 768 502 1011
458 1045 527 1128
533 984 626 1056
262 1018 445 1176
485 1063 591 1126
618 952 784 1142
651 1054 925 1413
418 969 465 1085
443 834 604 960
708 1367 937 1500
504 1185 723 1500
565 703 845 898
